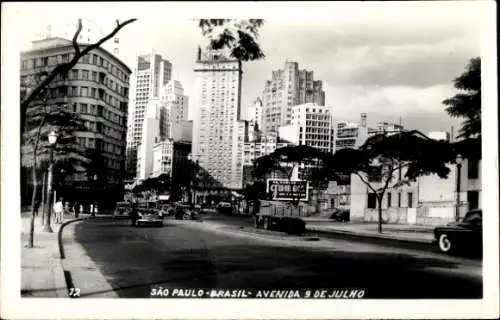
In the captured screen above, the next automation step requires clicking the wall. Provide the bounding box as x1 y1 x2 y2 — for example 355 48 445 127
278 125 299 144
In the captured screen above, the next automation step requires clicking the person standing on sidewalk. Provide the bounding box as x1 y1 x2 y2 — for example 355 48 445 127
53 199 64 224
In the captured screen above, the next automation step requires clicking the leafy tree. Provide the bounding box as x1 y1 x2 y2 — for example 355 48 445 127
21 18 137 134
198 19 265 62
322 130 456 233
443 57 481 140
242 180 268 214
22 76 85 247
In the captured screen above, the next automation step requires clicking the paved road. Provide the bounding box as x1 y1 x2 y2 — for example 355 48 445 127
71 217 482 299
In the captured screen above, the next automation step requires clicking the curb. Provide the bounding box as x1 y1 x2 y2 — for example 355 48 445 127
306 226 433 244
56 216 113 298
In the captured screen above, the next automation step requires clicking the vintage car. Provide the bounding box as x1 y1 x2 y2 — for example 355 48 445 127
433 209 482 254
136 209 164 227
217 201 233 214
113 202 132 219
157 204 175 219
173 203 194 220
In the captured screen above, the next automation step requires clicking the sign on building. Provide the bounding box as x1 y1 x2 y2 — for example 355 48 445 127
267 179 309 201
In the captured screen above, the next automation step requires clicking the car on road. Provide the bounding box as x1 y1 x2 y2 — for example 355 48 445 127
113 202 132 219
158 204 174 219
217 201 233 214
433 209 482 254
136 209 164 227
174 203 194 220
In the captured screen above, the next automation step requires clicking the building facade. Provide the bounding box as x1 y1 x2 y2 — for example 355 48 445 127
278 103 334 154
261 61 325 134
192 48 245 190
247 97 263 130
126 53 172 176
20 37 131 205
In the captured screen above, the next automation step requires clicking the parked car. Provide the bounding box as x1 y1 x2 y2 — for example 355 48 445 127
433 209 482 254
113 202 132 219
217 201 233 214
158 204 174 219
174 203 193 220
329 209 350 222
136 209 163 227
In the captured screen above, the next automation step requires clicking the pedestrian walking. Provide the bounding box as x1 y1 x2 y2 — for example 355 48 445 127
54 199 64 224
33 200 41 216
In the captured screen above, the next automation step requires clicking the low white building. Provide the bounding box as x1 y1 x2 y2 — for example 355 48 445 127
349 157 481 226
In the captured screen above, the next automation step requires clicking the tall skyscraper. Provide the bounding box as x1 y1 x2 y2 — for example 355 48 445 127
161 80 189 138
262 61 325 134
192 48 245 190
126 53 172 176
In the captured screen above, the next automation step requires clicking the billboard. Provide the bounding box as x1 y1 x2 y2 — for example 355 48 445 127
266 179 309 201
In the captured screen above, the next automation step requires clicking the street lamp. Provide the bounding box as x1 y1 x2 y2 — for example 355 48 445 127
91 174 97 217
43 130 58 233
455 154 464 222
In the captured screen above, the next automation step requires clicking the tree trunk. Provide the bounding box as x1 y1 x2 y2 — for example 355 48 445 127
377 195 383 233
28 163 38 248
41 171 46 225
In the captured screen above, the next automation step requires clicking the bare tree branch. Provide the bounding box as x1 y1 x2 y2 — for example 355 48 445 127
355 172 378 195
21 18 137 120
72 19 83 56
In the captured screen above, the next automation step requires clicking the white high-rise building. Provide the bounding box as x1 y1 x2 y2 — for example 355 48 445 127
192 47 245 190
136 99 166 180
160 80 189 138
126 53 172 176
278 103 334 154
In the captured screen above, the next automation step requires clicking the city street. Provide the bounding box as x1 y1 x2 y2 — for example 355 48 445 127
68 217 482 299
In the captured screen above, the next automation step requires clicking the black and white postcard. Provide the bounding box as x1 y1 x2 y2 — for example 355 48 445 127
1 1 498 319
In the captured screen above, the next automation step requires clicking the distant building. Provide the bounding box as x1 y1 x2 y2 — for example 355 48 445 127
192 47 246 190
247 97 263 131
242 132 293 186
261 61 325 134
126 53 172 177
278 103 334 154
428 131 451 141
136 98 166 180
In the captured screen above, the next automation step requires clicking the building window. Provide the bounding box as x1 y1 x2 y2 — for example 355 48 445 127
81 104 88 113
70 70 78 79
92 71 97 81
367 193 377 209
82 70 89 80
81 87 88 96
407 192 413 208
468 160 479 179
387 192 392 207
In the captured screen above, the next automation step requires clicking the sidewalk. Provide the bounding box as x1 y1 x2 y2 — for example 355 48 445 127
21 213 67 298
304 220 435 243
21 212 113 298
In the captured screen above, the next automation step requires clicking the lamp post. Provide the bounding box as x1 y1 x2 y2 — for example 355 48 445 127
91 174 97 217
455 154 463 222
43 130 58 233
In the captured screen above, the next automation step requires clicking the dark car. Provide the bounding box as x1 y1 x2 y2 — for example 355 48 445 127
433 209 482 254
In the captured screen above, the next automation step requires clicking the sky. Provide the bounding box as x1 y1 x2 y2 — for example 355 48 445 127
6 1 487 135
